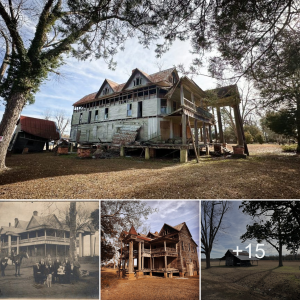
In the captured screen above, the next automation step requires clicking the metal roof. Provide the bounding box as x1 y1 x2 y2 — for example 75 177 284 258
18 116 60 140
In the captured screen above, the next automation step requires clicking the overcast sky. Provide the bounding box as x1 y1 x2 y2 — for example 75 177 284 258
0 37 218 134
203 201 293 259
0 201 99 256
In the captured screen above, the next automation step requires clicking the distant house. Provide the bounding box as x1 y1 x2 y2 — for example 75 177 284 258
220 249 260 266
118 222 199 279
9 116 60 153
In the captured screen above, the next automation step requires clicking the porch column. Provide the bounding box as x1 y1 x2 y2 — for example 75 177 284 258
63 231 65 242
203 122 207 145
45 244 46 256
138 242 141 271
194 119 199 155
16 236 19 255
79 232 83 257
208 124 212 143
90 233 94 257
128 240 133 273
164 255 167 270
216 107 224 143
8 234 11 256
45 229 47 240
233 104 244 146
82 235 84 256
181 114 187 144
56 245 57 256
180 84 184 105
164 241 166 251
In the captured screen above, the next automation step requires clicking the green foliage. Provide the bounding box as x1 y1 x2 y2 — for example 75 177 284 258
255 133 264 144
282 144 298 152
244 131 253 144
265 110 297 138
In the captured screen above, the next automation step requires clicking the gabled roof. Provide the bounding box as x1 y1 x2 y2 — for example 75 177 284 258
128 225 138 235
73 67 178 106
220 249 260 261
18 116 60 140
15 220 28 229
26 214 64 230
0 226 23 235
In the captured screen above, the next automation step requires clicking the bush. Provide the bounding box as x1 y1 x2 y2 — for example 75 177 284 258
282 144 297 152
255 134 264 144
244 131 254 144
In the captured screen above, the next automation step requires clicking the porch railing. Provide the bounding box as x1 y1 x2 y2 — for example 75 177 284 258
1 237 70 247
183 98 196 110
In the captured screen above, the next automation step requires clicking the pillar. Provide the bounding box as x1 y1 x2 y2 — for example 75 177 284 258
164 255 167 270
203 122 207 145
120 146 125 157
45 244 47 256
70 143 74 152
169 272 173 278
145 147 150 160
208 124 212 143
82 235 84 256
233 104 244 146
126 240 135 280
181 114 187 144
90 233 94 257
216 107 224 143
194 119 199 155
138 242 141 271
45 229 47 240
8 234 11 256
79 232 83 257
180 149 188 163
164 241 166 251
17 236 19 255
56 245 57 256
180 84 184 105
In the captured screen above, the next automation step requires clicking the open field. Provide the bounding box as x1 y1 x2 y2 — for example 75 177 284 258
201 260 300 300
101 268 199 300
1 144 300 199
0 262 99 298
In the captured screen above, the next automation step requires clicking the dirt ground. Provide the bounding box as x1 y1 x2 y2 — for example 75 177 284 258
1 144 299 199
201 260 300 300
101 268 199 300
0 262 99 298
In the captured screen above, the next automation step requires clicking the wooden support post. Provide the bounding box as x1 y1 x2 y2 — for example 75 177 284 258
208 125 212 143
188 118 199 163
180 149 188 163
138 242 141 271
145 147 150 160
203 122 207 145
180 84 184 105
233 104 244 147
120 146 125 157
181 113 187 144
217 107 224 143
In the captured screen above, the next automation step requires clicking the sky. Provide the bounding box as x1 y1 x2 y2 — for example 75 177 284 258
202 201 293 259
0 36 218 135
0 201 99 256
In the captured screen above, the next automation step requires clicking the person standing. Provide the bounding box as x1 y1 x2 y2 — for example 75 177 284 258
1 257 8 276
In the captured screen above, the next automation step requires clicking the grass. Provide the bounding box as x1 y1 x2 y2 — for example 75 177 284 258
201 260 300 300
1 144 300 199
282 144 298 152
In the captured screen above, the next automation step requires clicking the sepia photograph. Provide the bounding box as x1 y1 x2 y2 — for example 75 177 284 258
101 200 199 300
0 201 99 298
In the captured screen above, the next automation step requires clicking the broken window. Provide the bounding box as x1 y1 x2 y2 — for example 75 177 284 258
127 103 132 117
134 77 142 86
161 99 167 114
104 108 109 120
79 113 83 124
94 110 99 121
88 111 92 123
103 87 110 95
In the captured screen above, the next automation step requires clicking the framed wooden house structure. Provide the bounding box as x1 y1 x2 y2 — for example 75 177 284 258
118 222 199 280
220 249 260 266
70 67 247 162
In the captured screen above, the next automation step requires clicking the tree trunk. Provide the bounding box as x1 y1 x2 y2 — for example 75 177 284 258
69 202 77 262
205 251 211 269
0 92 27 170
278 242 283 267
296 96 300 153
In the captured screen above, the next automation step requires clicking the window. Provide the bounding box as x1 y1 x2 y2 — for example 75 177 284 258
127 103 132 117
173 101 177 112
104 108 109 120
94 110 99 121
161 99 167 114
134 77 142 86
88 111 92 123
103 87 110 95
79 113 83 124
137 101 143 118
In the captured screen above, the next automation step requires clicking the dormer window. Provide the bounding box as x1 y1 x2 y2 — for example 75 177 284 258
103 87 110 95
134 77 142 86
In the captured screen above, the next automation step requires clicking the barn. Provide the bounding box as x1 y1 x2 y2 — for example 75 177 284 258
220 249 260 266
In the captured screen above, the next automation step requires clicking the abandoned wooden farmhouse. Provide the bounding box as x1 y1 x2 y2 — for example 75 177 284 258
220 249 260 266
0 211 96 258
8 116 60 153
70 67 247 162
118 222 199 279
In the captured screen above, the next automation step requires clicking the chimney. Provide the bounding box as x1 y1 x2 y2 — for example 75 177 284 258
33 211 38 216
9 222 11 227
15 218 18 228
